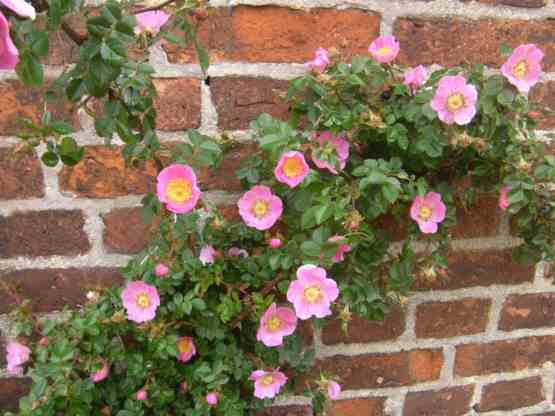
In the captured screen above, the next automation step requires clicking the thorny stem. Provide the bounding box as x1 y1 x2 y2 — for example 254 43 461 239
133 0 180 15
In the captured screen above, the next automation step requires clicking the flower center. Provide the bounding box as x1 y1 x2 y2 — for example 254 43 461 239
252 200 268 218
447 93 465 112
136 293 151 309
513 60 528 79
376 47 392 56
261 375 274 386
418 205 433 221
166 179 192 204
304 286 322 303
266 316 282 332
282 157 303 178
177 339 192 354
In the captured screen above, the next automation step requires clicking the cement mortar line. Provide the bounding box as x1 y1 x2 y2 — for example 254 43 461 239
209 0 555 19
200 81 219 136
0 252 131 271
384 392 404 416
440 345 456 384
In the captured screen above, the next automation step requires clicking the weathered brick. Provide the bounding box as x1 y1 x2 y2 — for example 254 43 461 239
452 195 501 239
455 336 555 377
0 210 90 258
394 18 555 71
59 146 157 198
258 406 312 416
403 385 474 416
329 397 385 416
321 308 405 345
414 249 534 290
164 7 380 64
415 298 491 339
59 144 250 198
153 79 201 131
530 82 555 129
0 268 121 313
102 207 151 254
479 376 544 412
0 148 44 200
211 77 289 130
0 378 31 412
0 80 78 136
309 349 443 390
465 0 547 6
499 293 555 331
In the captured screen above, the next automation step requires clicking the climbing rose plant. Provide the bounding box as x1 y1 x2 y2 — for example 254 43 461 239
2 0 555 413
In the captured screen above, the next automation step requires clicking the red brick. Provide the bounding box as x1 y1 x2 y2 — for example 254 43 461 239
0 268 121 313
329 397 385 416
258 406 312 416
414 249 534 290
0 80 78 135
455 336 555 377
403 385 474 416
415 298 491 339
0 378 31 412
479 376 544 412
467 0 547 6
499 293 555 331
211 77 289 130
102 207 151 254
310 349 443 390
0 148 44 200
164 7 380 64
321 308 405 345
0 210 90 258
530 82 555 129
452 195 501 239
153 79 201 131
394 18 555 71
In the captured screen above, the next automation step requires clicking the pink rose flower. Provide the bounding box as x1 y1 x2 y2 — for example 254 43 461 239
0 0 35 19
431 75 478 126
227 247 249 258
311 132 350 175
327 381 341 400
156 164 201 215
6 341 30 375
404 65 428 94
287 265 339 320
155 263 169 278
249 369 287 400
177 336 196 363
410 192 447 234
328 235 351 263
206 392 218 407
238 185 283 231
90 358 109 383
501 44 544 93
499 186 510 211
135 389 148 401
256 303 297 347
0 12 18 70
199 245 219 265
135 10 170 35
274 151 310 188
368 36 400 64
306 47 330 72
269 238 282 249
121 281 160 323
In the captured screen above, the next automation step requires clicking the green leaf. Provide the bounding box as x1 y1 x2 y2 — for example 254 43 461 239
499 43 512 57
41 151 59 167
29 31 49 57
195 40 210 73
300 241 321 257
100 37 127 64
314 205 333 225
16 52 44 87
67 78 87 102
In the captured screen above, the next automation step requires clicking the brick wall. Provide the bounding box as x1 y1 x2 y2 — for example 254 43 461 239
1 0 555 414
